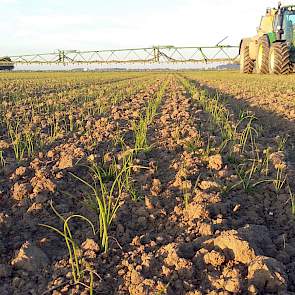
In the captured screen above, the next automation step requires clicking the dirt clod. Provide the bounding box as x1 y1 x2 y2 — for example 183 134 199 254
248 256 287 293
210 230 256 264
58 154 74 169
208 154 223 171
203 250 225 267
81 239 100 252
11 241 49 272
11 183 33 201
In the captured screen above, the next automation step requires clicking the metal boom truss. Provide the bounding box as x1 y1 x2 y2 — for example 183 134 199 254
1 45 239 66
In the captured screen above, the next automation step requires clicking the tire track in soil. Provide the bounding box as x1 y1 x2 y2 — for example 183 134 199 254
182 76 295 235
114 76 203 294
113 76 281 294
178 75 295 294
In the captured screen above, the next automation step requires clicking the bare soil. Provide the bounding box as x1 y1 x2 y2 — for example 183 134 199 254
0 72 295 294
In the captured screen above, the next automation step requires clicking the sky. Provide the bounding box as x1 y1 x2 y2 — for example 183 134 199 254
0 0 294 56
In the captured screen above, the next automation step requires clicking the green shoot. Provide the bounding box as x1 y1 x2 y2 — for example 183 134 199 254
273 166 287 195
40 201 97 292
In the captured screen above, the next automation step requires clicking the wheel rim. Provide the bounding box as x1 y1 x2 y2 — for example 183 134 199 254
257 44 263 70
270 49 275 72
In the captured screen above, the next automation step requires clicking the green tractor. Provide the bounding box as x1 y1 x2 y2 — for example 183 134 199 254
240 2 295 74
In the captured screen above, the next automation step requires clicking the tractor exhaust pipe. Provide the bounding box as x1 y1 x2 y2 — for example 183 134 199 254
278 1 282 9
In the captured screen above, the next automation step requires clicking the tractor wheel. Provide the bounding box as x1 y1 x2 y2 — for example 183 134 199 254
240 42 254 74
269 42 291 75
256 36 270 74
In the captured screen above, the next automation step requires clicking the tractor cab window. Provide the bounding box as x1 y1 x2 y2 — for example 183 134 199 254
274 16 280 31
283 11 295 45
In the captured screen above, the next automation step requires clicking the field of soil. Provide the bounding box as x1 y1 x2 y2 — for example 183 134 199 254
0 71 295 295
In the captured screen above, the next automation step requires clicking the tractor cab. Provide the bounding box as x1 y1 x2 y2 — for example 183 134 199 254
257 5 295 46
280 6 295 46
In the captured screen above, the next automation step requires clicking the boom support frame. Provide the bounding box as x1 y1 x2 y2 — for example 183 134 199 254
0 45 239 66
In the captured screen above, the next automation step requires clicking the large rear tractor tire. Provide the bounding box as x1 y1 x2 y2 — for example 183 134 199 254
269 42 291 75
256 36 270 74
240 42 254 74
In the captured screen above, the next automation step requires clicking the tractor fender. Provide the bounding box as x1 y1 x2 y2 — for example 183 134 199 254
239 39 244 55
271 39 287 43
239 38 249 54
